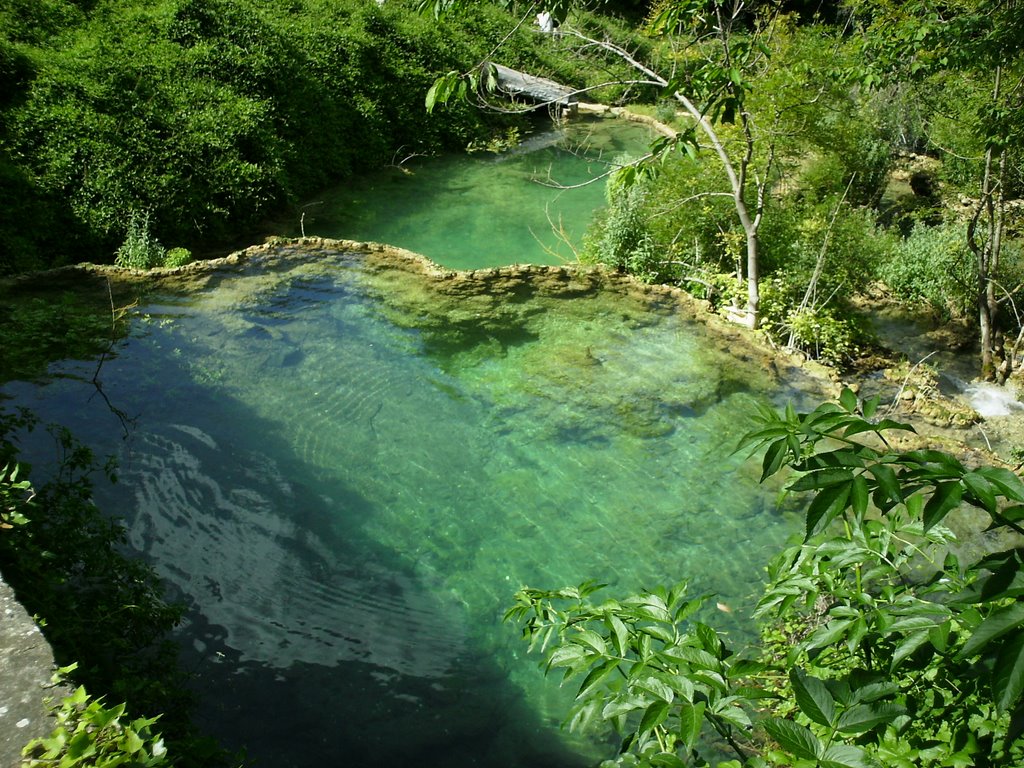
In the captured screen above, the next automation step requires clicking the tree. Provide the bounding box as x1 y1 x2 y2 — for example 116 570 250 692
846 0 1024 381
427 1 810 329
505 391 1024 767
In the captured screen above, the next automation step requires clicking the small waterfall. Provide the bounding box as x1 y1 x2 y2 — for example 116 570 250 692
961 379 1024 417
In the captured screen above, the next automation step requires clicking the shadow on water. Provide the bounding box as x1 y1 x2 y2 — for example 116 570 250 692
6 344 596 768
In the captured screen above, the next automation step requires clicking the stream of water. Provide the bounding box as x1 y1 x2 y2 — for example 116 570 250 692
1 121 809 767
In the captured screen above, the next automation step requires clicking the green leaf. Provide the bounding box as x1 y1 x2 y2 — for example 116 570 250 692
790 468 855 492
649 754 687 768
577 659 619 700
959 603 1024 660
547 643 588 670
1001 505 1024 523
806 481 852 538
661 644 722 671
678 701 705 751
975 466 1024 501
836 702 905 734
66 731 96 760
851 474 869 518
994 631 1024 713
602 694 648 720
639 624 676 644
625 593 671 622
891 629 931 670
924 482 962 530
632 674 675 703
873 418 915 434
425 81 441 112
714 701 752 729
790 669 836 728
803 618 854 651
901 449 964 472
869 464 901 508
761 439 789 481
819 743 878 768
574 629 607 656
963 471 998 513
761 718 822 760
638 699 670 735
849 681 899 704
566 697 602 734
862 396 880 420
605 614 630 657
839 388 858 413
660 670 695 701
929 621 951 652
696 622 721 656
121 727 145 754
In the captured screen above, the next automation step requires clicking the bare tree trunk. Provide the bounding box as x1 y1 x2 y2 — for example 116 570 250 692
555 12 780 329
746 230 760 327
969 67 1008 381
672 90 764 328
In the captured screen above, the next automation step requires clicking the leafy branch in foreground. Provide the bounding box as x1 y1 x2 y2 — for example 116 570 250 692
22 665 169 768
506 390 1024 767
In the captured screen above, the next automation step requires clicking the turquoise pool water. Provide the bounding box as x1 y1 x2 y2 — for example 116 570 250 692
2 245 808 767
298 115 656 270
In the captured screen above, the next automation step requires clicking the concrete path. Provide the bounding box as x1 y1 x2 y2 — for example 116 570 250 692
0 570 60 768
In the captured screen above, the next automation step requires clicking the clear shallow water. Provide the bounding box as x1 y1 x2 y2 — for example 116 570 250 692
298 116 656 270
2 247 808 767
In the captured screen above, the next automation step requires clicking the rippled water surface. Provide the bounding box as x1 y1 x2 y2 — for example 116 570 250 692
3 246 808 767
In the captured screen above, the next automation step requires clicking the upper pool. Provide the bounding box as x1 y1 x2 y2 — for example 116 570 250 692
297 115 658 270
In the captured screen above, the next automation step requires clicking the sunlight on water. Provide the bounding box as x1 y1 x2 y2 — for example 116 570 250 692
2 248 809 768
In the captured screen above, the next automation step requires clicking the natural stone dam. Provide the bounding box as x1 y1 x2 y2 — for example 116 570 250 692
1 239 823 767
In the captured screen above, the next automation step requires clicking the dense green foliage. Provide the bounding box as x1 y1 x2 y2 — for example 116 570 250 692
0 0 569 273
507 390 1024 766
5 0 1024 764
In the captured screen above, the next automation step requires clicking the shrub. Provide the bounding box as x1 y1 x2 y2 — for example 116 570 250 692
585 171 661 281
505 391 1024 768
114 212 165 270
783 305 865 366
22 672 169 768
163 247 193 268
880 220 975 319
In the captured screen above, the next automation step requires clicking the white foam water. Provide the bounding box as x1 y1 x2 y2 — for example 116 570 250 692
964 381 1024 417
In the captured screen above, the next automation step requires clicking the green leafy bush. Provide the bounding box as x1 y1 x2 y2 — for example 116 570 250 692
880 220 976 319
1 461 32 530
782 305 865 366
584 171 661 281
1 0 547 270
114 212 165 270
22 671 169 768
163 247 193 268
